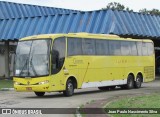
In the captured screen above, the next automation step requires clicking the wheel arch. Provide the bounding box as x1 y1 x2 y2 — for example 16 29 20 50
136 72 144 82
128 73 135 80
66 76 78 89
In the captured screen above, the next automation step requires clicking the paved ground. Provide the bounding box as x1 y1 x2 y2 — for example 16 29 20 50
0 78 160 117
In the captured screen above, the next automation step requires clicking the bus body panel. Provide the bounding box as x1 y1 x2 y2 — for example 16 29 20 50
14 33 155 93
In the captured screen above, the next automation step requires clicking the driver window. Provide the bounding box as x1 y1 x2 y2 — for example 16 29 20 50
51 37 66 74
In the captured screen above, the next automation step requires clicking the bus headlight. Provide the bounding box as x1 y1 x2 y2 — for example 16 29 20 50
38 80 49 85
14 82 20 85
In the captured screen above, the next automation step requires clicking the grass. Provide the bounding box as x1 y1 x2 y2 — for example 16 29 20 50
105 93 160 117
0 79 13 89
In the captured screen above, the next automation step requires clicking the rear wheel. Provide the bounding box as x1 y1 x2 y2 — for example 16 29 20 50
34 92 45 97
134 74 142 88
63 79 74 97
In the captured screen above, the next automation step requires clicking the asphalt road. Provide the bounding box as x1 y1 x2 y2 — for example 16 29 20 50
0 79 160 117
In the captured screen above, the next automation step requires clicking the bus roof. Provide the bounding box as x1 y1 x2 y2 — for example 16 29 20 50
20 33 152 42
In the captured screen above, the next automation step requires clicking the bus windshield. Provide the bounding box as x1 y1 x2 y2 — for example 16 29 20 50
14 39 51 77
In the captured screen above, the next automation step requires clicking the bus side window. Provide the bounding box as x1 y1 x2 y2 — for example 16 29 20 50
142 42 148 56
130 42 138 56
68 38 82 56
96 40 109 55
82 39 95 55
51 37 66 74
109 40 121 55
121 41 131 56
136 42 142 56
52 49 59 69
147 42 154 55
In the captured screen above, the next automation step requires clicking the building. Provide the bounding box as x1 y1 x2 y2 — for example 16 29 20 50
0 1 160 78
0 1 77 78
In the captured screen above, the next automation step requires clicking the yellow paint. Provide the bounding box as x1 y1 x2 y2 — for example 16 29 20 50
14 33 155 92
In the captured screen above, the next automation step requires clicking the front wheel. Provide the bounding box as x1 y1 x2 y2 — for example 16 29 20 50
63 79 74 97
34 92 45 97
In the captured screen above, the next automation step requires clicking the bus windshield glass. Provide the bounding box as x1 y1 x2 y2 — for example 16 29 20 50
14 39 51 77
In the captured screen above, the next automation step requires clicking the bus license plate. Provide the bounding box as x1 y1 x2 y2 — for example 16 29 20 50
26 87 32 91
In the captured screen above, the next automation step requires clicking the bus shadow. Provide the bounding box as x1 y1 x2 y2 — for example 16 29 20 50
25 85 150 98
73 87 147 96
74 89 121 96
25 93 64 99
25 88 124 99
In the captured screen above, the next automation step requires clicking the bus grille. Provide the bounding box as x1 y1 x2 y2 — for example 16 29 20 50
144 66 154 79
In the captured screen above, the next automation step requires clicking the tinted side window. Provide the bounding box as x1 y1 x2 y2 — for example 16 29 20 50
68 38 82 56
142 42 148 56
137 42 142 56
96 40 109 55
82 39 95 55
109 40 121 55
121 41 131 56
147 42 154 56
130 42 138 56
52 37 66 74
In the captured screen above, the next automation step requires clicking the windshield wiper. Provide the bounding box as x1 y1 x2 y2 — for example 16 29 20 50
29 56 38 76
19 58 28 76
28 45 39 76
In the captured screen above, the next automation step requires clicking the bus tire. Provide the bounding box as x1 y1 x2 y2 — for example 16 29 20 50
134 74 142 88
121 75 134 89
126 74 134 89
34 92 45 97
63 79 74 97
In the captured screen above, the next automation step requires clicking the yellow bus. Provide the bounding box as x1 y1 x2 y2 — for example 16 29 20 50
14 33 155 97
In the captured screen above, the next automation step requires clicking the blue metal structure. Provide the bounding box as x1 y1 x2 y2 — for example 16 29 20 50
0 9 160 41
0 1 77 19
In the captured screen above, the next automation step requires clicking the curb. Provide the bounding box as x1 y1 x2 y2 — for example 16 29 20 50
0 88 14 91
75 107 82 117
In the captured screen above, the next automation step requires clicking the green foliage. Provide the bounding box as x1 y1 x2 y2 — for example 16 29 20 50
105 2 125 10
103 2 160 15
139 8 160 15
105 94 160 117
102 2 133 12
0 80 13 89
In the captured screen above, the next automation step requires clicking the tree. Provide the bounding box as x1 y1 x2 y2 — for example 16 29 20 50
103 2 160 15
102 2 133 12
105 2 125 10
139 8 160 15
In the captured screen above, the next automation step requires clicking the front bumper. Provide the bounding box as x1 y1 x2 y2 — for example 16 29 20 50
14 84 51 92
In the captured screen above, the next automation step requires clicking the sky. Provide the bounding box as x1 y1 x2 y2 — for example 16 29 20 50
1 0 160 12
